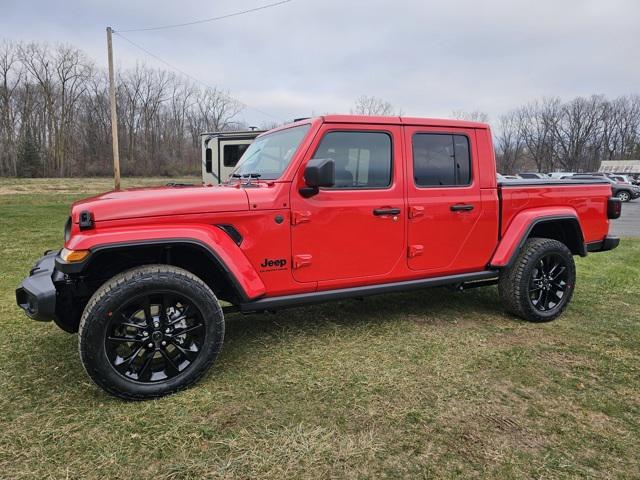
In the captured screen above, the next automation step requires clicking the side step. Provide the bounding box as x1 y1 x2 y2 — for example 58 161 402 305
238 270 499 313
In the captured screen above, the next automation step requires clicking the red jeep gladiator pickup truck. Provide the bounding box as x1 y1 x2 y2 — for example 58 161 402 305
16 115 621 399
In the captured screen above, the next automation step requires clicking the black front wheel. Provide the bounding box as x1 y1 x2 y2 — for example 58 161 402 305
499 238 576 322
78 265 224 400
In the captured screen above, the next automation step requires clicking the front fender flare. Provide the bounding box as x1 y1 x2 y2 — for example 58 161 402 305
58 224 266 301
490 207 584 268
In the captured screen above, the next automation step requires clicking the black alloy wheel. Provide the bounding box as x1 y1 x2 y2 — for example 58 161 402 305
498 237 576 322
79 265 224 400
527 253 569 313
105 292 205 383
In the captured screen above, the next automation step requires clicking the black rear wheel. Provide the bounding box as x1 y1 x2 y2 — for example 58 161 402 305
499 238 576 322
79 265 224 400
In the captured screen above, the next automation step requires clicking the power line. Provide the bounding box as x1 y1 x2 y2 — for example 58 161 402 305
116 0 292 33
113 31 284 122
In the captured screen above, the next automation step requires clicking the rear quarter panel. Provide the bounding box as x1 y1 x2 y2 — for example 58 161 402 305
489 183 612 267
499 183 611 242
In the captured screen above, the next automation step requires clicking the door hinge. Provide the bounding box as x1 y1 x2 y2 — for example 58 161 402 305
292 210 312 225
408 245 424 258
293 254 313 269
409 206 424 219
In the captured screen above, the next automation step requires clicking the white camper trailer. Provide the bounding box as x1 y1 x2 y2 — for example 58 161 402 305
201 130 264 184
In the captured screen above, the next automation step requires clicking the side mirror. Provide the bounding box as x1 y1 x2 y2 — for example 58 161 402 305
300 158 335 197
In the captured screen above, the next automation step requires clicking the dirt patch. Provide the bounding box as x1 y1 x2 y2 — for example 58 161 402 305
437 406 546 465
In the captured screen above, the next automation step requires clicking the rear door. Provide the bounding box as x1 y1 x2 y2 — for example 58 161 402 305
290 124 405 283
404 126 485 273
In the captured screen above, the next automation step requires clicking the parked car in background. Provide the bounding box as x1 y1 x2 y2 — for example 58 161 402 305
565 174 640 202
517 172 547 179
547 172 576 179
612 174 639 185
497 173 519 180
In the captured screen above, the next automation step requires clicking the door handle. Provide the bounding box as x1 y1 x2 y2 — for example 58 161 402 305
450 204 474 212
373 208 401 216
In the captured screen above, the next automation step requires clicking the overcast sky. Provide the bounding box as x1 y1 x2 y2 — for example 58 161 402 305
3 0 640 126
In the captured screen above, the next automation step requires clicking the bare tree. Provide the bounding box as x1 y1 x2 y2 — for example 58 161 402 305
451 110 490 123
0 40 23 176
517 98 561 173
495 111 525 174
352 95 396 116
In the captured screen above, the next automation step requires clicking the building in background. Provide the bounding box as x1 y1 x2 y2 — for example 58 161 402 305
599 160 640 174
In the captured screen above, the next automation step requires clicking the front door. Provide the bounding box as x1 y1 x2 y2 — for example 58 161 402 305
290 124 405 283
404 126 484 273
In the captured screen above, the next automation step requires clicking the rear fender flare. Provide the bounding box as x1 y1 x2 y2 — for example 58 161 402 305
490 208 585 268
59 224 266 301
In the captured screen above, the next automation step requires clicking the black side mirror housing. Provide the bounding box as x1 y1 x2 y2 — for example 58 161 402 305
300 158 335 198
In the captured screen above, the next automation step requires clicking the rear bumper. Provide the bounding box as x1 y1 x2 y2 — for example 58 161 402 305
15 251 61 322
586 236 620 253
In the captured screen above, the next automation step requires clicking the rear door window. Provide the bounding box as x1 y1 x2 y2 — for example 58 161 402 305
412 133 471 187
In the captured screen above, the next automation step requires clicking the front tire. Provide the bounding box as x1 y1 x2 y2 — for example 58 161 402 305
78 265 224 400
498 238 576 322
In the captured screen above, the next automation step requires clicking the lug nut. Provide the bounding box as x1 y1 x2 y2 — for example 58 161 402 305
161 340 167 346
142 331 149 337
165 328 170 333
147 343 154 348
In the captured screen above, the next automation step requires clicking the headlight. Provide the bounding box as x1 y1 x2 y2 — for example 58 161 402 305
64 216 72 242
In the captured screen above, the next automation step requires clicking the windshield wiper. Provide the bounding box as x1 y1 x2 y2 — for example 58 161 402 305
228 172 263 187
230 173 261 179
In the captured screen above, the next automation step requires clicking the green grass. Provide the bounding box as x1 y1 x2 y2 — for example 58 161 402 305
1 178 639 479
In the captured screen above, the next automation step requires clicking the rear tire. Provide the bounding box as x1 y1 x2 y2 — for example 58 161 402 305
78 265 224 400
498 238 576 322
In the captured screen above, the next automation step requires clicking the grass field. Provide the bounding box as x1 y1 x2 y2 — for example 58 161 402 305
1 178 639 479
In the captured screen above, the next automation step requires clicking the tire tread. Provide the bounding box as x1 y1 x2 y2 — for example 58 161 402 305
498 238 575 323
78 264 223 400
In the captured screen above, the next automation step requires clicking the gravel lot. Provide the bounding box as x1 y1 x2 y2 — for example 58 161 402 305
611 199 640 237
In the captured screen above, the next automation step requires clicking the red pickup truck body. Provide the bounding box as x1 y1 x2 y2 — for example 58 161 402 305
16 115 620 399
60 116 613 302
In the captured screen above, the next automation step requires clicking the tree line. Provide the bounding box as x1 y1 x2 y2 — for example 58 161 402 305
493 95 640 174
0 40 243 177
2 38 639 178
358 94 640 175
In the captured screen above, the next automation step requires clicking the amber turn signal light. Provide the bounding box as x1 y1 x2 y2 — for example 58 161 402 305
60 248 90 263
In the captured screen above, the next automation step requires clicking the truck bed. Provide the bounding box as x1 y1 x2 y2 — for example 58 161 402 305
497 178 612 244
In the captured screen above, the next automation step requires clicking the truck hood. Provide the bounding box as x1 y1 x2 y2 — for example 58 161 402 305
71 185 249 223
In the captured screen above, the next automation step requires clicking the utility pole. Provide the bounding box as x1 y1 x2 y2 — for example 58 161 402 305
106 27 121 190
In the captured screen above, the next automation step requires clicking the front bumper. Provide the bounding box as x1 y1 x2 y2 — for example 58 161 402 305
586 236 620 253
15 250 62 322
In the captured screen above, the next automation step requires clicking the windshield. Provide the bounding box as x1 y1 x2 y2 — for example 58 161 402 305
230 124 311 180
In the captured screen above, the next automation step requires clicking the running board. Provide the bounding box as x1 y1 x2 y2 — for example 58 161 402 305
238 270 499 312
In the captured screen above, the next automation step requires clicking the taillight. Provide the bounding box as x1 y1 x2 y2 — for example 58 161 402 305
607 197 622 219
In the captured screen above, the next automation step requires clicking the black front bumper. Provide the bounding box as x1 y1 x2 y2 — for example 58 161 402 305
15 250 62 322
586 236 620 253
